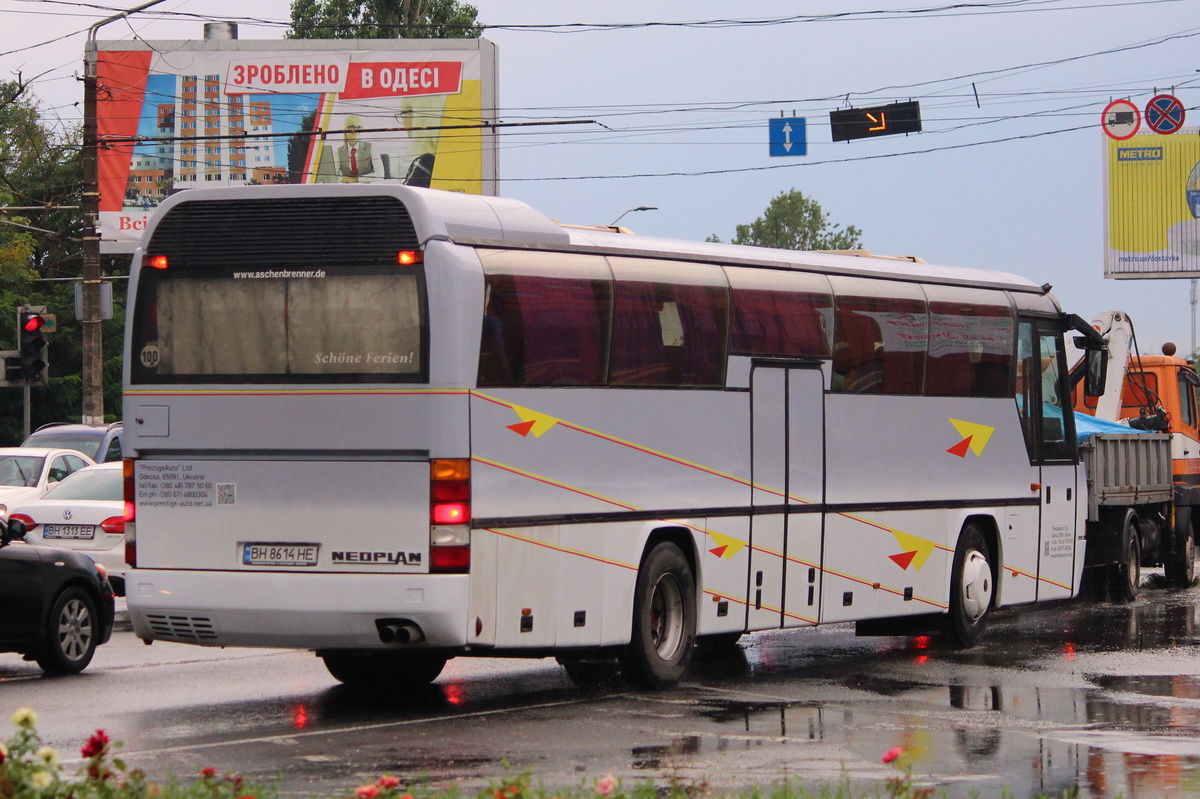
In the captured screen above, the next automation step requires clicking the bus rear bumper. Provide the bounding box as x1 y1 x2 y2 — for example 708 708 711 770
126 569 471 650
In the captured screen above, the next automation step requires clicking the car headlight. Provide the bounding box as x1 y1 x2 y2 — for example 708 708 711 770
0 504 7 519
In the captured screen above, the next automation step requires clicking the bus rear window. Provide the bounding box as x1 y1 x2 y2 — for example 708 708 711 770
131 196 427 384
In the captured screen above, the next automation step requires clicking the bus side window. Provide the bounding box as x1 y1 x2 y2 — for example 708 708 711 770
725 267 833 358
924 286 1014 398
829 277 928 395
608 258 728 388
477 251 612 387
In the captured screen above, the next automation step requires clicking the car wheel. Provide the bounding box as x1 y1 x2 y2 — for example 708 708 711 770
35 587 99 674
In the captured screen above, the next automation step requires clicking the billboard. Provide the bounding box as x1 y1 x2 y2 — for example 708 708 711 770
91 39 498 253
1105 128 1200 278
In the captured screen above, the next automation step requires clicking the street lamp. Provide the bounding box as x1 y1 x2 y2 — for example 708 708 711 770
610 206 657 226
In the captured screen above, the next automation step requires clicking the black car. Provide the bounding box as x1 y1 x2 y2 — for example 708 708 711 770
0 518 115 674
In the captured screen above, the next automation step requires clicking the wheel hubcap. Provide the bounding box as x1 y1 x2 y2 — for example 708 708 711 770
57 599 93 662
960 550 992 623
649 573 685 660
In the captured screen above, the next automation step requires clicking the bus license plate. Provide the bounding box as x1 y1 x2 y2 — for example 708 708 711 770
43 524 95 540
242 543 319 567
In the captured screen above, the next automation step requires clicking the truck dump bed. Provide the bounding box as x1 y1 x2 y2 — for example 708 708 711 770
1078 433 1173 521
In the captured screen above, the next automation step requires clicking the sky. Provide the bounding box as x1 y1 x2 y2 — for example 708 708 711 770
1 0 1197 353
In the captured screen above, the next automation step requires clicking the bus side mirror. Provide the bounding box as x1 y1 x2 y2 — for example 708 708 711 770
1084 348 1108 397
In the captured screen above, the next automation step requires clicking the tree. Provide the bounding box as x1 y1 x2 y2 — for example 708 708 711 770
287 0 482 39
0 80 125 443
710 189 863 251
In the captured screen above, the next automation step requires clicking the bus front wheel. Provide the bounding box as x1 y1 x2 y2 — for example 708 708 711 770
622 542 696 689
945 524 994 648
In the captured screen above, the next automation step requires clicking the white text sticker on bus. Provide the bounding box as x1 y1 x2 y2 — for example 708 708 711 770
140 344 160 369
136 463 217 508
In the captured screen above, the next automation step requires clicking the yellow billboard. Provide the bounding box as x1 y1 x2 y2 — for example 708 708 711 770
1106 128 1200 278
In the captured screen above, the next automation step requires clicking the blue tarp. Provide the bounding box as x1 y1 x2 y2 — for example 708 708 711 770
1071 408 1152 444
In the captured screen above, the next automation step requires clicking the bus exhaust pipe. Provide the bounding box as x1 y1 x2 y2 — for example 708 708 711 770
377 620 424 644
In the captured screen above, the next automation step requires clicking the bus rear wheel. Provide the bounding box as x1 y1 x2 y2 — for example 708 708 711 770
322 651 447 689
945 524 994 648
621 542 696 689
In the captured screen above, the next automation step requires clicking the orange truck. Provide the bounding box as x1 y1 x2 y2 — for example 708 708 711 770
1071 310 1199 597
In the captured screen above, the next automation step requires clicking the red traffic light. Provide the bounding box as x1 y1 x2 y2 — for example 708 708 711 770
22 314 45 333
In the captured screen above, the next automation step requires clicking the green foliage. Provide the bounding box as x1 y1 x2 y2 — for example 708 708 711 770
711 189 863 252
0 709 1085 799
287 0 482 39
0 80 125 444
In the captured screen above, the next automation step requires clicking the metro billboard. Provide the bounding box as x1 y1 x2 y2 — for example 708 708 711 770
1105 127 1200 279
90 39 498 253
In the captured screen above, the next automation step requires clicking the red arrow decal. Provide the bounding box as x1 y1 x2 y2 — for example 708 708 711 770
507 420 536 437
946 436 972 458
709 545 728 558
889 551 917 570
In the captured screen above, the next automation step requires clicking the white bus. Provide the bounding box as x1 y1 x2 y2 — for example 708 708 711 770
123 184 1096 690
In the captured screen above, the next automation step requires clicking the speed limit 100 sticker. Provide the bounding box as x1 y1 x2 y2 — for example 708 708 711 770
140 344 160 369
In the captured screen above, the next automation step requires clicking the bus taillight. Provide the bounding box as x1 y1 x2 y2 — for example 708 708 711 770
145 254 169 269
397 250 423 266
430 458 469 573
123 458 137 568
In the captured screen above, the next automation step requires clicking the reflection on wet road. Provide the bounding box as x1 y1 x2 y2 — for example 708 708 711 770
7 583 1200 798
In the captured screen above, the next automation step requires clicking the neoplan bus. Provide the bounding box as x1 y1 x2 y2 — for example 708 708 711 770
123 184 1101 690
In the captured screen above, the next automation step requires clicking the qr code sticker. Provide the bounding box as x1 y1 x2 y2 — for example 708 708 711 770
217 483 236 505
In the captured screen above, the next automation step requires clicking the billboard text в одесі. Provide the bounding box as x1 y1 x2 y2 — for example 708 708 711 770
91 39 498 253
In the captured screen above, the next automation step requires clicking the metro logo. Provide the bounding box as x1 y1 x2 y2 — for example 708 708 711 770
341 62 463 99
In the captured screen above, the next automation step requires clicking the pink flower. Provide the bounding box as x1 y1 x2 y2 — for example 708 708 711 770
378 776 401 790
356 785 381 799
881 746 904 764
596 774 617 797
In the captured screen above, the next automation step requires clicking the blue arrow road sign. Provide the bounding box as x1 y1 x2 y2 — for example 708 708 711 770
769 117 807 156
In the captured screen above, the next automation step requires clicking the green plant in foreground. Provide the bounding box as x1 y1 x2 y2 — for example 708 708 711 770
0 707 1079 799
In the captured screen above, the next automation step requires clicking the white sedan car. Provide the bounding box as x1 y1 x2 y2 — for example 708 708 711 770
0 447 96 521
8 461 126 596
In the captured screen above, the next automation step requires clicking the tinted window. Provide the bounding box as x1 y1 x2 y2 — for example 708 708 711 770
477 251 611 387
924 286 1014 397
726 267 833 358
830 277 928 394
102 436 123 463
608 258 728 387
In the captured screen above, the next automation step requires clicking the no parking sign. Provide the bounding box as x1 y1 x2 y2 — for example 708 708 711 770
1145 94 1185 135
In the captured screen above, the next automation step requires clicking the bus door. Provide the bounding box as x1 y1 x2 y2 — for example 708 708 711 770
1016 319 1081 600
748 364 825 630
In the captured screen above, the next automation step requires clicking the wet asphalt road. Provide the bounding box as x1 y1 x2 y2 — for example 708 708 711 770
3 577 1200 799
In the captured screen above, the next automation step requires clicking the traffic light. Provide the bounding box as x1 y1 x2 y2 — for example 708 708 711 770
17 309 50 380
829 101 922 142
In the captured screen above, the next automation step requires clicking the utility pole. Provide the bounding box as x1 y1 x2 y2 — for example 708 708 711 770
83 0 168 424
